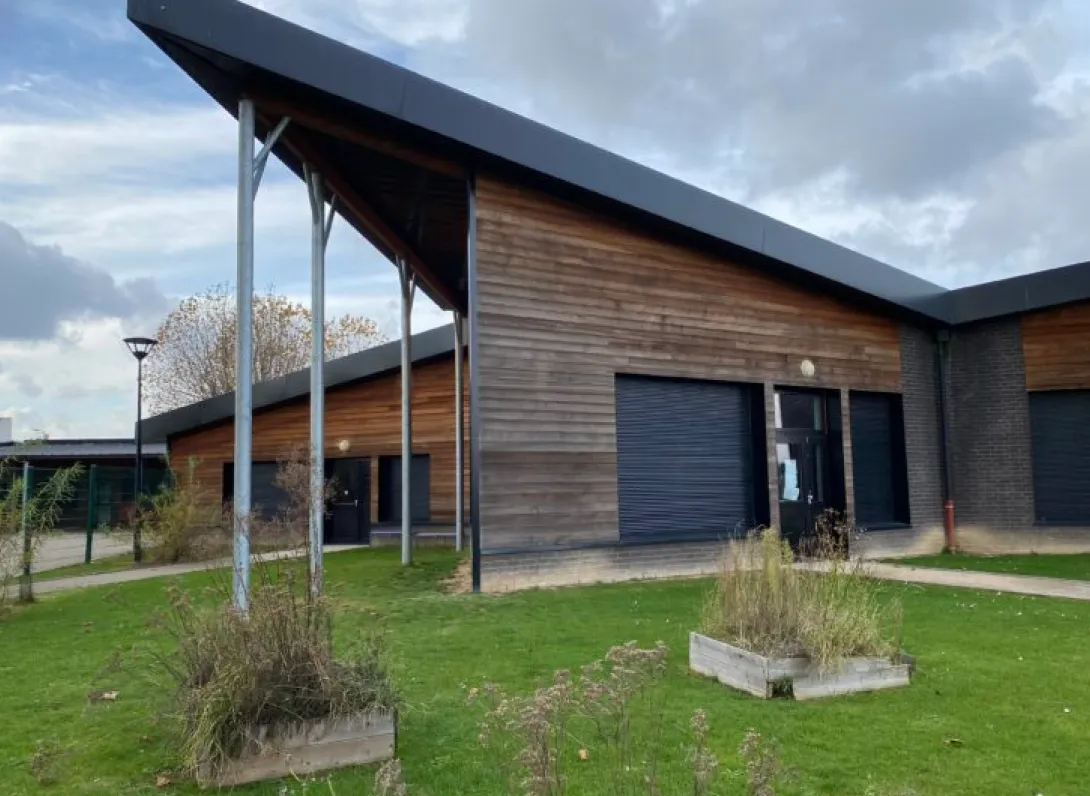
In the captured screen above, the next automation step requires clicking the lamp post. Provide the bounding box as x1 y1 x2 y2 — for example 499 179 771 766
124 336 158 563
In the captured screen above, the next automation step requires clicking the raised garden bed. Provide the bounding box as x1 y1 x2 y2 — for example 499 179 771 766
197 711 396 788
690 632 913 700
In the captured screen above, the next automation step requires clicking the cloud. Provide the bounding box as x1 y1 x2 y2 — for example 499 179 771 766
0 221 167 340
0 103 232 186
0 317 144 438
242 0 466 48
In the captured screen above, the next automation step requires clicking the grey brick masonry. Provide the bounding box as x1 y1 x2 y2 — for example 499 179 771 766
948 317 1035 531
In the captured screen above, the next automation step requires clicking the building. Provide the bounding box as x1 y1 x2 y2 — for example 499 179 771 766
132 0 1090 590
140 325 465 546
0 436 168 530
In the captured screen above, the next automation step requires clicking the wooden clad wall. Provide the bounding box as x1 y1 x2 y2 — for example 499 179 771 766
169 356 467 523
1022 302 1090 390
474 175 902 551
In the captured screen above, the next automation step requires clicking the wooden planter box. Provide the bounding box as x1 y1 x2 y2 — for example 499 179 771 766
690 632 913 700
198 711 396 788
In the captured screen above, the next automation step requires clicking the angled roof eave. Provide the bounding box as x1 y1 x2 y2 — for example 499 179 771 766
127 0 954 323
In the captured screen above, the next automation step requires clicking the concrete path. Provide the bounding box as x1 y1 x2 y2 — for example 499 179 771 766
866 562 1090 601
35 532 132 572
5 545 366 599
800 560 1090 602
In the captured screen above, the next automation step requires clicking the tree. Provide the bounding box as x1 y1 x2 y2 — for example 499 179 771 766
144 283 387 414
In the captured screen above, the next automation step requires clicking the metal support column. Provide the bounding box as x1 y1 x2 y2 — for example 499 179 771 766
233 100 289 613
397 257 417 565
18 461 32 602
453 312 465 551
466 176 483 591
306 166 336 598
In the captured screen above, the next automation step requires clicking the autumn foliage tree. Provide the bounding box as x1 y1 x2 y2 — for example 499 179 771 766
145 283 386 414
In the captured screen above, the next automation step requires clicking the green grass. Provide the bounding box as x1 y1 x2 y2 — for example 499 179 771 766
2 549 1089 795
893 552 1090 581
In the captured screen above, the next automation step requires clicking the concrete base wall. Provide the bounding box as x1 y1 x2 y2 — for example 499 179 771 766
955 525 1090 555
481 540 727 592
481 524 1090 592
853 525 946 559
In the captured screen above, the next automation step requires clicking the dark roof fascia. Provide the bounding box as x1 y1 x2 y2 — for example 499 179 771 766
127 0 951 322
940 259 1090 325
139 324 458 444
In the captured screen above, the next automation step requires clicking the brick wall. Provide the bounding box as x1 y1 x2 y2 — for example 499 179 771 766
855 325 946 558
948 318 1035 531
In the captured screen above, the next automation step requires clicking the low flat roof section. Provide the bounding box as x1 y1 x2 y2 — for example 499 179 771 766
139 324 458 444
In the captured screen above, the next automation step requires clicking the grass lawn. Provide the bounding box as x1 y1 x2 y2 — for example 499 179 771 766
2 550 1088 795
893 553 1090 582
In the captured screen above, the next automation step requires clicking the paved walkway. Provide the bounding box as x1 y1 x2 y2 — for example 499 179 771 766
13 552 1090 602
5 545 366 599
802 560 1090 601
867 562 1090 601
36 532 132 572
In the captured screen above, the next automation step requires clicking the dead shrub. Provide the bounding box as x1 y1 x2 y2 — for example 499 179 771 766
135 457 224 563
702 526 900 668
152 561 397 778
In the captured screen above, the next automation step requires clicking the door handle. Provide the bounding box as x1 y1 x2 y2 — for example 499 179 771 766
806 491 813 505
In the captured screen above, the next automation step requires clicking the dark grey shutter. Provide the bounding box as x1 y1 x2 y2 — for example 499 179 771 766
615 376 753 542
850 393 898 526
251 462 289 520
388 455 431 522
1030 391 1090 524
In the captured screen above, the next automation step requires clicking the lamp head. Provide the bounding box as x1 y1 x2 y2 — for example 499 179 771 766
123 336 158 361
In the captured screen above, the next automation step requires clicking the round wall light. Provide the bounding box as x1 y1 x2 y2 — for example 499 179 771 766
337 439 352 453
800 359 816 378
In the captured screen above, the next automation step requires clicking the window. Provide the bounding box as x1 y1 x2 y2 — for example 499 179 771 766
849 392 909 527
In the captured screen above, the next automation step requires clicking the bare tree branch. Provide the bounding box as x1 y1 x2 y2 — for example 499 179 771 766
145 283 386 414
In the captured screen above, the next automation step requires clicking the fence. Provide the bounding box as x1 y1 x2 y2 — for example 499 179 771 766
1 462 170 555
23 464 171 532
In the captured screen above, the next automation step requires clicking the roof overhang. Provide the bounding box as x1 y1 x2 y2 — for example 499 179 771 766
128 0 1090 330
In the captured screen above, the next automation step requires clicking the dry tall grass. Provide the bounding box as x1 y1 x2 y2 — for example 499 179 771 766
701 526 900 668
154 563 397 777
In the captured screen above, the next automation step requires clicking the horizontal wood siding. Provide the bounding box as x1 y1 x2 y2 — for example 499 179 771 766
169 357 466 524
475 176 901 550
1022 302 1090 390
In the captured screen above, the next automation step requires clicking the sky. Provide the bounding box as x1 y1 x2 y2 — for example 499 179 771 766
2 0 1090 439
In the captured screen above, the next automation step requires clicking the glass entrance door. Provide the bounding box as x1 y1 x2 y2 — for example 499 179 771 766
775 390 830 548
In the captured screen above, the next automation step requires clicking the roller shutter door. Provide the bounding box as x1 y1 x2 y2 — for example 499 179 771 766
1030 391 1090 524
615 376 753 542
223 462 290 520
380 454 432 523
850 392 903 526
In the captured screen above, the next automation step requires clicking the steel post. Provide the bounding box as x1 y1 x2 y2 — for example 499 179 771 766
133 356 145 562
398 257 416 566
233 98 257 613
19 461 32 602
306 166 335 598
466 176 482 591
454 312 465 552
85 464 98 564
